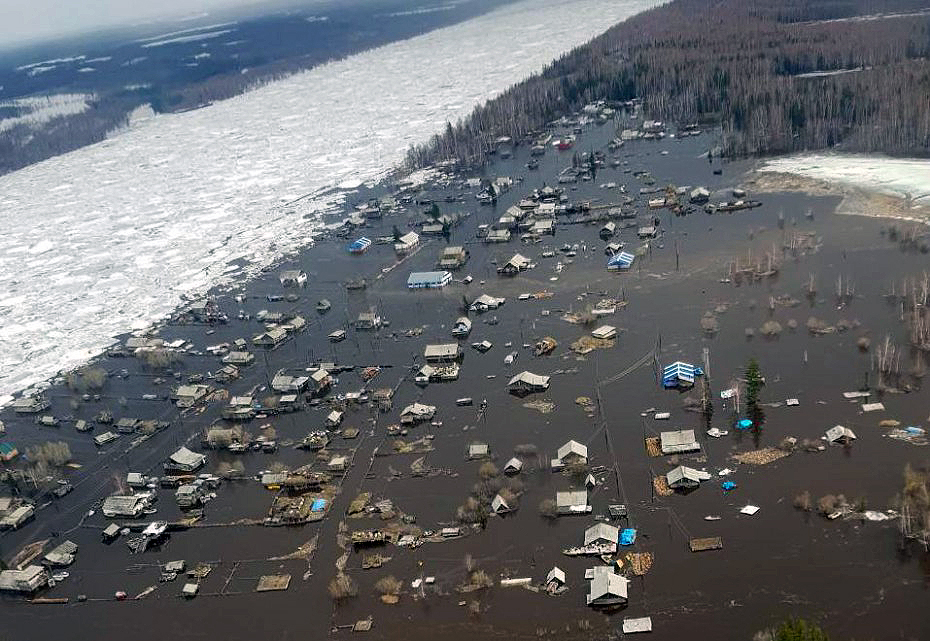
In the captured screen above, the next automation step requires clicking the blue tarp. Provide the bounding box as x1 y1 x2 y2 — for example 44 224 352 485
662 361 703 388
311 499 327 512
735 418 753 430
721 481 737 491
620 528 637 546
347 237 372 253
607 251 636 270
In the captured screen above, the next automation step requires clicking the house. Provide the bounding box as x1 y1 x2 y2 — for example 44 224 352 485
553 440 588 468
485 229 511 243
503 457 523 475
401 403 436 424
174 384 211 408
467 442 489 459
394 231 420 254
424 343 462 363
43 540 78 567
222 351 254 365
0 565 48 593
826 425 857 444
11 395 49 414
253 327 288 347
438 246 469 270
491 494 512 514
556 490 590 514
102 494 150 518
666 465 710 490
407 271 452 289
470 294 505 312
606 251 635 270
637 226 658 239
166 446 206 473
586 566 628 607
584 523 620 549
451 316 472 338
546 567 566 589
591 325 617 340
279 270 308 287
508 371 550 396
660 430 700 455
356 311 382 330
497 253 531 275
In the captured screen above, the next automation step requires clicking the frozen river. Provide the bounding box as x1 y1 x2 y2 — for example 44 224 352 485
0 0 657 401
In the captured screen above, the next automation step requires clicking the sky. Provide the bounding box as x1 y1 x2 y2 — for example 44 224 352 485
0 0 295 47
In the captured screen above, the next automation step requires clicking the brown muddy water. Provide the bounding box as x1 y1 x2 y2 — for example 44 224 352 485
2 121 929 641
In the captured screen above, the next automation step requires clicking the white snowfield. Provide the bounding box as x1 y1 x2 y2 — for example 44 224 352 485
762 154 930 206
0 0 657 400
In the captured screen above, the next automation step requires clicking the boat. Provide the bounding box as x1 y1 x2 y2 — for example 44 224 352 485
328 329 347 342
346 278 367 290
456 397 473 406
316 299 331 313
504 351 517 364
704 515 722 521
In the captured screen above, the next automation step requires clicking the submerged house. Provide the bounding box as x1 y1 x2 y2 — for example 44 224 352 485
555 490 590 515
0 565 48 593
279 270 308 287
438 246 469 270
394 231 420 254
400 403 436 425
503 457 523 475
102 494 150 518
491 493 513 514
497 253 531 276
552 440 588 468
666 465 710 490
662 361 702 389
166 446 206 473
356 311 382 330
586 566 628 607
826 425 857 444
451 316 472 338
424 343 462 363
660 430 700 455
606 251 635 270
470 294 506 312
584 523 620 549
407 271 452 289
508 371 550 396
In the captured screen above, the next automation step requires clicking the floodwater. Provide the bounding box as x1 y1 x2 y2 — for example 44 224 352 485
3 117 930 641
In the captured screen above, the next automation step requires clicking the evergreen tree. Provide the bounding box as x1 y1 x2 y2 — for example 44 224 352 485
745 357 763 407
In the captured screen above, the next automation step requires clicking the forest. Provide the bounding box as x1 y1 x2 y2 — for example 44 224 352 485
405 0 930 168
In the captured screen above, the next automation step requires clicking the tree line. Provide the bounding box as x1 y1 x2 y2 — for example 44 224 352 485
405 0 930 169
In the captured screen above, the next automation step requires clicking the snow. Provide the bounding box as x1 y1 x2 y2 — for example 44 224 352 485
0 0 656 400
762 154 930 206
141 29 235 48
0 94 95 133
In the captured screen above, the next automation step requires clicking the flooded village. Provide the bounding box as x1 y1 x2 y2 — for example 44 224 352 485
2 102 930 641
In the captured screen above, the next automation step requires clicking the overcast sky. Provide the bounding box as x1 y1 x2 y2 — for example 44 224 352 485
0 0 295 47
